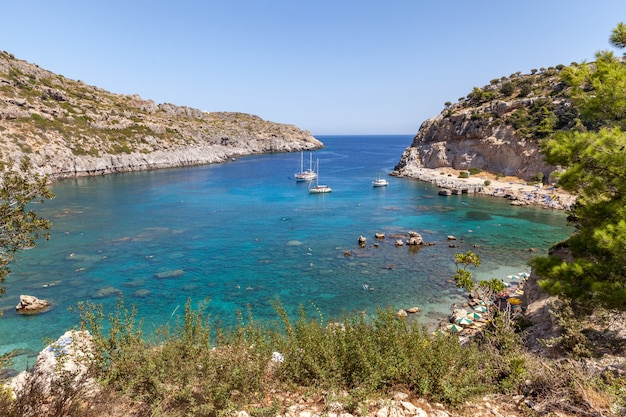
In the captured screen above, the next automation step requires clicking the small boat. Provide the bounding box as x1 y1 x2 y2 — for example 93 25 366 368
372 171 388 187
309 183 332 193
309 159 332 194
295 151 317 182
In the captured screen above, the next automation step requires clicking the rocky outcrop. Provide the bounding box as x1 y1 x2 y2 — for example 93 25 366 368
406 231 423 245
6 330 97 413
395 106 556 181
15 295 50 313
0 51 323 179
395 69 575 182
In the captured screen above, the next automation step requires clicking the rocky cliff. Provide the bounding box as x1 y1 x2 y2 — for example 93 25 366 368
395 67 578 181
0 51 322 179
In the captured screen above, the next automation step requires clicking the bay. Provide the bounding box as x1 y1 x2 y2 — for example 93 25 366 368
0 135 571 371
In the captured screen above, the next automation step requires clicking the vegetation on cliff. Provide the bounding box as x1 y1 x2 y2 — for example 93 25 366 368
0 51 321 178
450 64 578 141
394 62 580 180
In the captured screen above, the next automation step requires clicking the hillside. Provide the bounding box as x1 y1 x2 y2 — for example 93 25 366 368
395 66 577 182
0 51 322 179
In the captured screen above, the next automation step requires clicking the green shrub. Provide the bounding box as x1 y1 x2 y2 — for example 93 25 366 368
484 180 491 186
468 168 482 175
470 112 495 120
533 172 545 183
74 294 621 414
75 298 500 413
0 386 15 417
458 171 469 178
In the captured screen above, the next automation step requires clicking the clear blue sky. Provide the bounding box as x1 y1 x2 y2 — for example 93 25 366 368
2 1 624 135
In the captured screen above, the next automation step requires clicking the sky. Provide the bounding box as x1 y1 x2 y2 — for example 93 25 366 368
1 1 625 135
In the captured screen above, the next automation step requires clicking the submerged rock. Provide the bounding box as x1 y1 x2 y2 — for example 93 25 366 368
133 289 152 298
93 286 122 298
154 269 184 279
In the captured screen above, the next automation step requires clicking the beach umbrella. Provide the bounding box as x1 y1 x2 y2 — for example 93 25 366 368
456 317 473 326
467 312 482 320
446 324 463 333
473 305 487 313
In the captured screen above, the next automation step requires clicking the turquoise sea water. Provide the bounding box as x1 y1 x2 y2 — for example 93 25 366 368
0 135 571 372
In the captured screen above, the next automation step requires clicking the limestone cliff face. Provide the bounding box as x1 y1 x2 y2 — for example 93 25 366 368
395 69 575 181
0 51 322 178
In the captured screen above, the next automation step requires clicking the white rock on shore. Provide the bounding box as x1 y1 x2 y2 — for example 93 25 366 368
6 330 97 400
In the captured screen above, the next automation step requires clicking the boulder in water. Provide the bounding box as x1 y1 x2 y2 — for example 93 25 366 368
15 295 51 314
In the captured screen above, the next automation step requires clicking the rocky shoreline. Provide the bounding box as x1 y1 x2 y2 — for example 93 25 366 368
393 166 575 210
29 141 323 181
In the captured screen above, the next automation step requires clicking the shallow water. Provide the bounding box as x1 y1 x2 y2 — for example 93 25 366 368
0 135 571 371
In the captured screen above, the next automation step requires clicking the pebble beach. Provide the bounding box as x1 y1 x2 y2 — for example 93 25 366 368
397 167 576 210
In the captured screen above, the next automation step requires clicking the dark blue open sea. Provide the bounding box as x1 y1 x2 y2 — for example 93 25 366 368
0 135 571 371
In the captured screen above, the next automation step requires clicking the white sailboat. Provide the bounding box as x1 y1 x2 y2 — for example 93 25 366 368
372 170 388 187
295 151 317 182
309 159 332 194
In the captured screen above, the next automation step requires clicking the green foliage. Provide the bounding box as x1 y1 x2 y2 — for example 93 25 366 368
477 278 505 296
453 252 505 303
470 112 495 121
532 172 544 183
0 385 14 416
74 297 502 412
468 167 482 175
260 302 494 406
561 50 626 130
0 158 54 311
609 21 626 49
505 99 565 139
479 312 528 394
453 251 480 294
532 25 626 311
457 171 469 179
539 300 594 358
536 105 558 135
77 298 274 415
467 87 497 104
535 127 626 310
500 82 515 96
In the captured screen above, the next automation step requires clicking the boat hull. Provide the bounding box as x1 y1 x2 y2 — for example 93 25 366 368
309 185 332 193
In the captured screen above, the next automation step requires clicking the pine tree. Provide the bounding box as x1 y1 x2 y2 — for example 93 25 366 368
532 24 626 311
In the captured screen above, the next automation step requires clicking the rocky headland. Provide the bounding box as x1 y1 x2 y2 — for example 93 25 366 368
394 67 578 209
0 51 322 179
